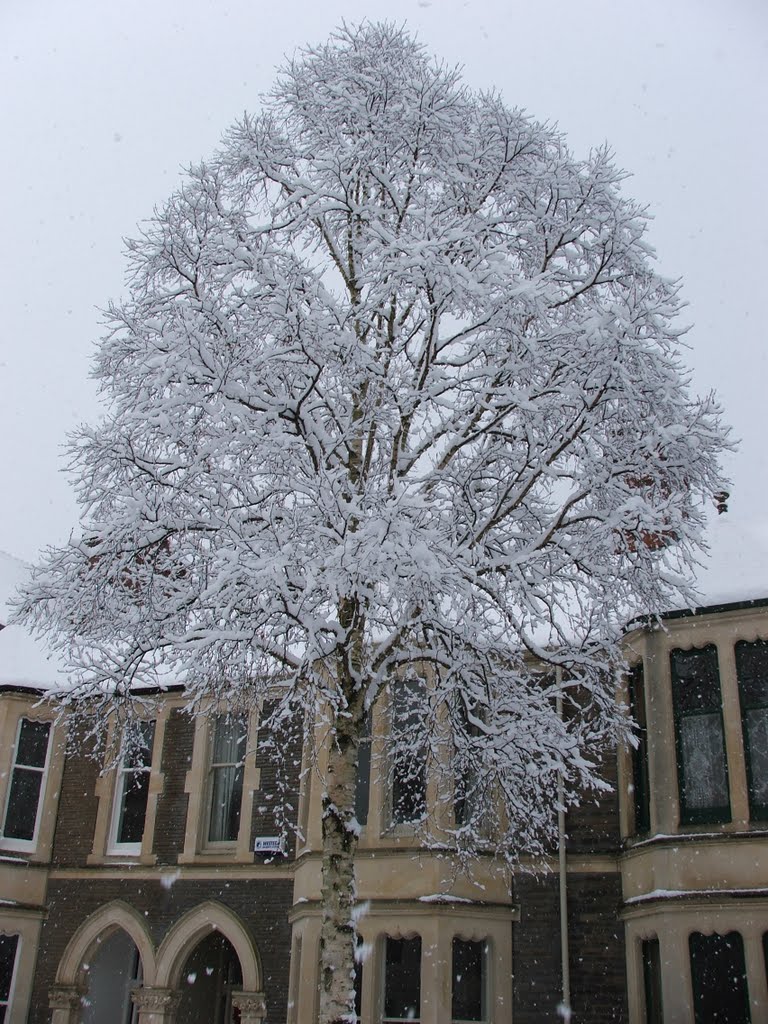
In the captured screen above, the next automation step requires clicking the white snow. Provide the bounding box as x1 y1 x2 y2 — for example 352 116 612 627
625 887 768 904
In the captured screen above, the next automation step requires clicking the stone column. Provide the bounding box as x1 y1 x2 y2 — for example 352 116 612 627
131 987 182 1024
48 985 84 1024
231 991 267 1024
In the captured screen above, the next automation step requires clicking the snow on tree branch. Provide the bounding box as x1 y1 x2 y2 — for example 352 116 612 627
14 22 730 1023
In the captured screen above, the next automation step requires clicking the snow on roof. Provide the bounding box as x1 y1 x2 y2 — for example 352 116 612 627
0 549 66 689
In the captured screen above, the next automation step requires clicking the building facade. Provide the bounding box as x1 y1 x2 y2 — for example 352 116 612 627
0 598 766 1023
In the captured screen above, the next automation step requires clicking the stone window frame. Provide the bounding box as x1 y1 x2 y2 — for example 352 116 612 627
178 706 261 864
0 908 45 1024
0 693 64 861
670 643 731 826
624 903 768 1022
87 708 168 867
619 611 768 842
287 901 514 1024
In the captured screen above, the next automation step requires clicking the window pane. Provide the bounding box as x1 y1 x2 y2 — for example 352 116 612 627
392 680 427 824
16 720 50 768
735 640 768 707
123 721 154 770
642 938 663 1024
671 646 730 823
671 646 721 713
628 663 651 834
745 709 768 810
212 715 246 764
452 939 485 1022
0 934 18 1001
4 767 44 841
355 713 372 828
689 931 750 1024
384 936 421 1021
116 771 152 845
208 764 244 843
353 939 363 1020
736 640 768 819
679 714 730 810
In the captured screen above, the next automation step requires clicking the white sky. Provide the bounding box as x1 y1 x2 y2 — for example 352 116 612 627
1 0 766 603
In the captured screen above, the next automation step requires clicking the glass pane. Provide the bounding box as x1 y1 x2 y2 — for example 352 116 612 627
642 938 663 1024
208 764 244 842
0 935 18 1001
679 714 729 810
629 663 651 834
353 945 363 1019
116 770 151 845
392 680 427 824
392 760 426 824
689 931 750 1023
736 640 768 707
355 736 371 827
746 709 768 809
3 767 43 840
384 936 421 1021
212 715 246 765
123 721 155 770
16 719 50 768
452 939 485 1022
671 646 721 713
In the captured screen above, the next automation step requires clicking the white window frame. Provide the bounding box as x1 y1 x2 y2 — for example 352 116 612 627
205 713 248 849
0 932 20 1023
107 720 156 856
0 717 53 853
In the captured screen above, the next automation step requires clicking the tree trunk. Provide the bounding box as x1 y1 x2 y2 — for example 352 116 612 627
318 726 361 1024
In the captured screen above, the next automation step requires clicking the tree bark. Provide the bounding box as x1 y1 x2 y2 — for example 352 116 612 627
318 723 361 1024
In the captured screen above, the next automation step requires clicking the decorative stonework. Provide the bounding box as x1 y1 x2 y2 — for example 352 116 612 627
49 985 87 1024
131 986 182 1020
48 985 84 1010
231 990 267 1022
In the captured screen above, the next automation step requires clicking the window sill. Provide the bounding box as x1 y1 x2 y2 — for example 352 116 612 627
86 850 157 867
177 848 255 865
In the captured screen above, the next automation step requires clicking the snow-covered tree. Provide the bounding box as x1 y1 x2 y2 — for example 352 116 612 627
18 23 728 1023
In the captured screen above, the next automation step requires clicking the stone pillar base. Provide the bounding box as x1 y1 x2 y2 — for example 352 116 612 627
49 985 85 1024
231 990 267 1023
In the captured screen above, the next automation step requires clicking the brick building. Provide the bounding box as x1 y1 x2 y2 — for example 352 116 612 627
1 550 766 1022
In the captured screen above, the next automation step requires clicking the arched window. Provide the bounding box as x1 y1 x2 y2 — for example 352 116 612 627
176 932 243 1024
81 929 143 1024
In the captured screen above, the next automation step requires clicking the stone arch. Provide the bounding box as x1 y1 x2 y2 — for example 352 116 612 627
155 901 262 991
55 899 157 987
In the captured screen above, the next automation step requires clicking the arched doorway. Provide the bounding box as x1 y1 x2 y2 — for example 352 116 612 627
176 931 243 1024
80 928 142 1024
